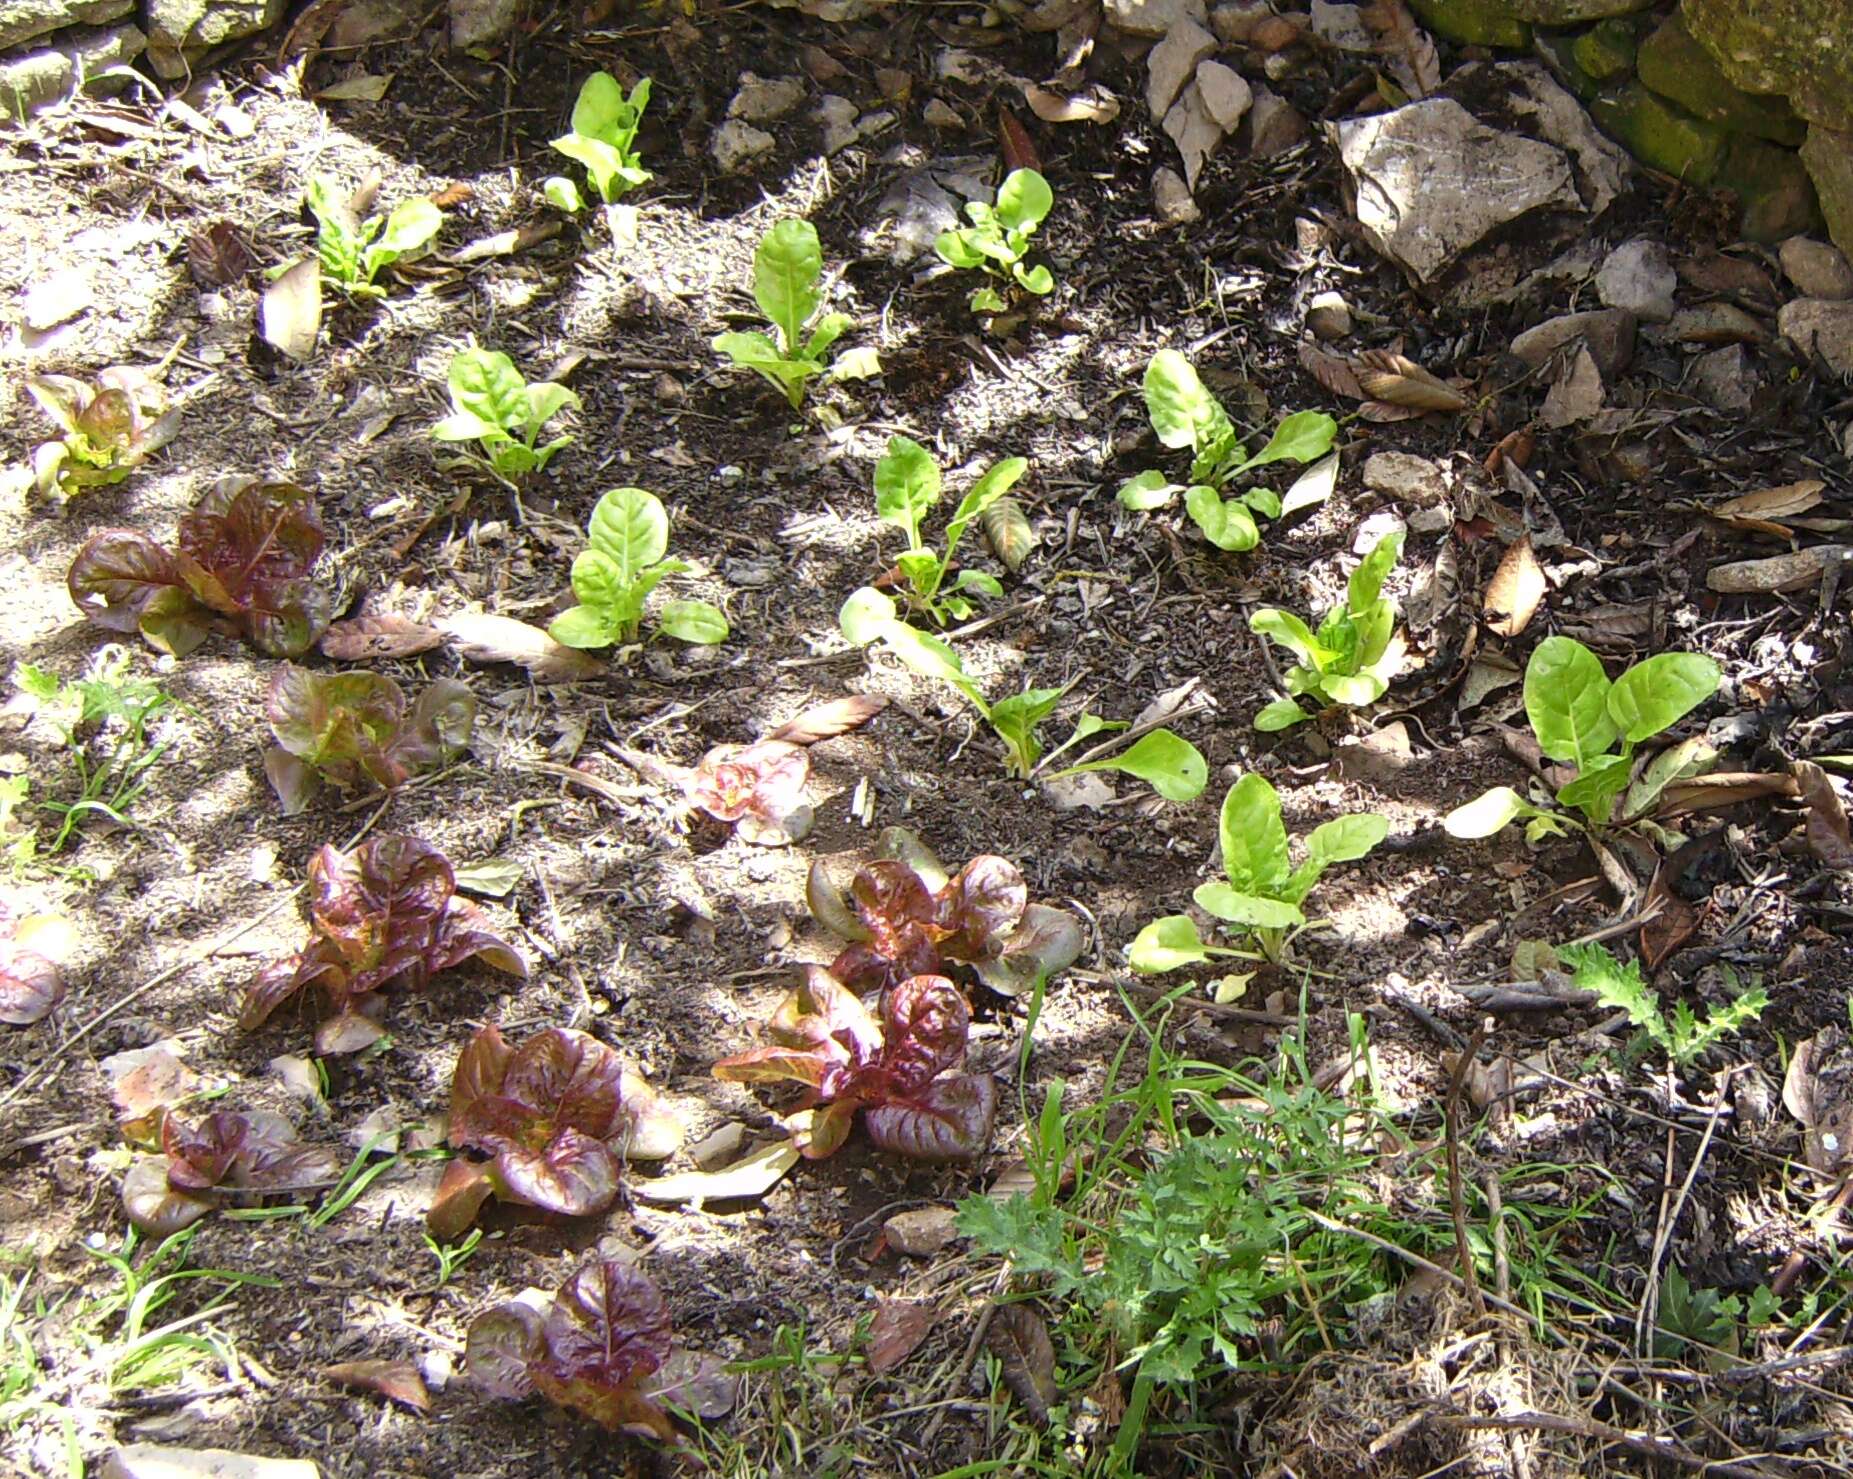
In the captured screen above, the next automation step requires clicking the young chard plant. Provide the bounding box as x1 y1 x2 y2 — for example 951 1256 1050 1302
1562 941 1767 1068
1250 531 1405 731
548 488 729 650
466 1256 734 1440
121 1110 341 1236
26 367 177 502
839 587 1206 797
1131 773 1388 969
239 834 528 1054
546 72 653 212
859 435 1023 626
263 665 476 815
1444 636 1721 841
431 346 578 485
67 480 333 659
429 1025 681 1240
805 826 1083 997
713 966 997 1161
1119 350 1337 552
712 219 880 410
934 168 1055 314
302 175 443 298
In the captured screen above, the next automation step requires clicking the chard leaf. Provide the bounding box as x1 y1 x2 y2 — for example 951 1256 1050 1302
863 1073 997 1162
805 311 852 361
944 457 1027 567
995 169 1052 234
372 197 443 261
875 436 941 547
1192 883 1303 930
1184 486 1259 551
1606 653 1720 744
1217 774 1291 896
1525 636 1618 770
1254 697 1311 731
448 348 529 432
1048 729 1206 801
1347 531 1403 616
1143 350 1230 455
1556 751 1633 824
657 599 729 645
1117 469 1178 510
1246 409 1338 470
1015 263 1054 295
1250 608 1326 670
754 219 823 357
549 604 619 649
1305 813 1390 867
839 585 898 646
1319 672 1388 707
989 685 1066 774
1128 915 1213 973
587 487 670 584
1442 786 1534 839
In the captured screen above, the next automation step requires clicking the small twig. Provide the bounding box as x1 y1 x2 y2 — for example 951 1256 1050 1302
919 1265 1009 1447
1445 1018 1490 1318
1437 1412 1764 1476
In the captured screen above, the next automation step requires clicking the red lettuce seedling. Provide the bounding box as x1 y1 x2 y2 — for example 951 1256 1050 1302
240 834 527 1053
686 739 812 846
121 1109 341 1235
806 826 1083 996
263 665 477 815
0 905 76 1027
67 480 333 659
430 1024 683 1239
713 966 996 1161
465 1256 735 1440
27 367 178 502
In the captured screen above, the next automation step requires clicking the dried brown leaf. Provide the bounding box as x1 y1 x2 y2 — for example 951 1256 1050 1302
188 222 253 288
1639 866 1699 971
259 258 322 362
1299 340 1366 401
768 696 889 746
438 612 602 682
1656 771 1798 820
867 1298 939 1375
980 496 1037 571
1355 350 1470 412
323 1359 430 1412
1707 479 1826 538
320 615 444 661
999 108 1041 175
986 1304 1058 1425
1022 82 1119 124
1707 546 1851 595
1793 760 1853 869
1482 535 1545 638
1482 426 1535 476
1359 0 1439 97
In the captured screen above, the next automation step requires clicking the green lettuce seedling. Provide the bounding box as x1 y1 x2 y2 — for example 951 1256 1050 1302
1131 773 1387 968
1250 532 1405 731
712 219 881 411
1119 350 1337 552
866 435 1024 627
549 487 729 650
840 588 1204 797
432 347 578 485
935 168 1055 314
1444 636 1721 840
548 72 652 208
303 176 443 298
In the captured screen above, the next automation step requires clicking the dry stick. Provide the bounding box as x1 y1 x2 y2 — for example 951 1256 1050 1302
1485 1172 1535 1479
1445 1018 1490 1319
1636 1071 1734 1357
1772 1178 1853 1297
918 1265 1010 1448
1437 1413 1769 1477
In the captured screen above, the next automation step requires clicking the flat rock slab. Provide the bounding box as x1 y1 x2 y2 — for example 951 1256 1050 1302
0 0 131 50
103 1448 320 1479
1779 299 1853 376
1509 308 1635 378
1332 98 1581 282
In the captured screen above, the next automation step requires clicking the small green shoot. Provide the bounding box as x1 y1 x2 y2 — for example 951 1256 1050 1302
1119 350 1338 552
301 175 443 299
712 219 881 410
840 587 1205 796
549 487 730 650
1250 531 1405 730
1130 773 1387 967
1561 941 1766 1068
431 345 579 485
424 1226 484 1286
934 168 1056 314
1444 636 1721 840
862 434 1024 626
549 72 652 207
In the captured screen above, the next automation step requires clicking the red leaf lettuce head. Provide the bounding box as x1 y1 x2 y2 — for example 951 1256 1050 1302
239 835 528 1052
124 1108 341 1234
686 739 812 846
68 480 332 659
0 907 73 1027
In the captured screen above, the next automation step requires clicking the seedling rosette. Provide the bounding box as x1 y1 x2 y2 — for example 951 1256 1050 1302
431 346 579 485
686 739 813 845
713 966 997 1161
548 487 729 650
121 1109 342 1235
1250 531 1406 730
429 1024 682 1239
240 834 527 1053
27 367 178 502
934 167 1056 315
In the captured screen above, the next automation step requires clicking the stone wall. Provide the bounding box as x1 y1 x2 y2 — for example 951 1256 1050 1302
1407 0 1852 257
0 0 280 113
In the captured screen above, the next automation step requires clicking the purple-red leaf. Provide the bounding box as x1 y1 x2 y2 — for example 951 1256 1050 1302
971 904 1085 998
939 856 1027 961
121 1155 213 1235
160 1109 342 1194
641 1350 738 1418
986 1303 1058 1425
862 1073 997 1162
532 1258 675 1435
494 1130 622 1217
264 667 475 808
464 1299 545 1399
877 975 971 1094
428 1156 497 1242
0 937 65 1026
688 740 809 825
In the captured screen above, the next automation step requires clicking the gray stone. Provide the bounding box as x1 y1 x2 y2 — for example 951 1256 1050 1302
1669 302 1767 345
1363 451 1448 505
328 0 420 46
1153 167 1199 225
0 20 141 112
1501 62 1632 216
1507 0 1652 16
1779 299 1853 376
923 97 960 129
1310 0 1373 51
446 0 512 50
1596 238 1676 323
1801 127 1853 264
1195 60 1250 131
145 0 280 76
0 0 130 50
1105 0 1204 39
710 119 775 174
102 1448 319 1479
1306 290 1352 340
1146 17 1215 120
1246 82 1308 156
1208 0 1268 43
728 72 805 124
1510 308 1636 378
1781 237 1853 302
815 94 859 155
1332 98 1582 283
1689 344 1756 412
1682 0 1853 133
1162 80 1222 190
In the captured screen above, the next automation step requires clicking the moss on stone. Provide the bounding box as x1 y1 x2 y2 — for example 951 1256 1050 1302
1682 0 1853 133
1589 81 1727 185
1636 13 1806 145
1404 0 1531 48
1716 136 1822 241
1571 18 1636 81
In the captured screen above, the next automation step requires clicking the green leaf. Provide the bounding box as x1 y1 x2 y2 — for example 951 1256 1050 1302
1280 452 1339 518
875 436 940 545
586 487 670 582
970 286 1008 314
1240 487 1281 520
1218 774 1291 896
1524 636 1618 770
524 382 578 437
1442 786 1532 839
989 685 1066 774
551 136 623 202
951 569 1004 599
547 605 617 649
1305 814 1389 867
830 346 882 382
570 71 629 140
805 311 852 361
876 623 986 711
1556 751 1632 825
1347 531 1403 617
1192 883 1304 930
1250 609 1325 669
1117 470 1179 510
1051 730 1207 801
1622 736 1717 821
945 457 1027 565
839 586 897 646
935 230 987 270
1254 698 1310 731
754 219 823 357
1015 263 1054 295
1246 410 1338 470
448 348 528 433
657 600 729 644
1129 915 1213 973
1143 350 1230 454
1184 486 1259 551
995 169 1053 233
542 176 583 213
1606 653 1720 744
1319 672 1387 707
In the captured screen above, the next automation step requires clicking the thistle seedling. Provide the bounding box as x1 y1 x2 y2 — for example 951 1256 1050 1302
548 487 729 650
934 168 1055 314
1118 350 1338 552
431 346 578 485
865 434 1024 626
26 367 177 502
712 219 880 410
546 72 652 212
1131 773 1388 969
1561 941 1767 1068
301 175 443 298
1250 531 1405 731
839 587 1207 797
1444 636 1721 841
